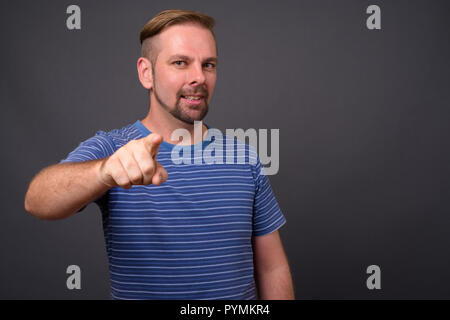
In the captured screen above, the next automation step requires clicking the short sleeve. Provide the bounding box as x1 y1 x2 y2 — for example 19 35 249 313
59 130 116 164
58 130 117 212
252 156 286 237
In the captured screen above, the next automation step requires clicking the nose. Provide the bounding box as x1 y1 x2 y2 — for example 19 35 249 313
188 63 206 86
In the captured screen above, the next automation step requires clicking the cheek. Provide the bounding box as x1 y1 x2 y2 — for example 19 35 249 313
168 72 187 93
157 71 184 96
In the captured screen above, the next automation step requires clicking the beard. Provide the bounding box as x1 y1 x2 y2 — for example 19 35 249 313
152 79 209 125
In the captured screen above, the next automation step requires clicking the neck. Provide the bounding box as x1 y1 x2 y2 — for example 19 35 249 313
140 98 208 146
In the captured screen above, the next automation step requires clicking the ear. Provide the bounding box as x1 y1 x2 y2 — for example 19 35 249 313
137 57 153 90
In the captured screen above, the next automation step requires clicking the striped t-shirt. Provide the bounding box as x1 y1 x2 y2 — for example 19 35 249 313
59 120 286 300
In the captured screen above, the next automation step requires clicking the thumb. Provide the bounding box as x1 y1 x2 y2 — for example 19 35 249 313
151 163 168 186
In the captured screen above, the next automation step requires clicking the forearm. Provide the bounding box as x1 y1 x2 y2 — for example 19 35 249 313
256 264 295 300
24 159 109 220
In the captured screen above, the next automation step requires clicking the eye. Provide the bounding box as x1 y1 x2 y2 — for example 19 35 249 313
173 60 186 66
204 62 216 69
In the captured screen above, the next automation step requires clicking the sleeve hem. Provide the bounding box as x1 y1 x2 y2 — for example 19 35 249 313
252 217 287 237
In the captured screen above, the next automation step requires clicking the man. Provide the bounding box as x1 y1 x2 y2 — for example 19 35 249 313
24 9 294 300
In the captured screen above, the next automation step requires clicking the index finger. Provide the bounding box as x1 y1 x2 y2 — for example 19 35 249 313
143 133 163 158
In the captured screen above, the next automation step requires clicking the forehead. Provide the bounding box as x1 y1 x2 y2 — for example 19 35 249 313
156 23 217 58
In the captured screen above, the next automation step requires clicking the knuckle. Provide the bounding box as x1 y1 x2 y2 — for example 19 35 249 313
129 173 142 185
142 162 155 176
115 175 130 189
142 176 152 185
111 162 130 187
124 161 134 172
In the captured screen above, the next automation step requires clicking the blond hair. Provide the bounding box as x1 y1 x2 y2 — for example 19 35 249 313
140 9 216 64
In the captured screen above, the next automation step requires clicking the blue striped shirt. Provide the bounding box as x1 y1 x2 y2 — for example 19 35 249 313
59 120 286 300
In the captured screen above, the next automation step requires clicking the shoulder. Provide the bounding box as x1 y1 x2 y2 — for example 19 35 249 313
100 122 144 149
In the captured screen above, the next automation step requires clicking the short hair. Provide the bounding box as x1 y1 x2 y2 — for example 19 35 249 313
140 9 216 65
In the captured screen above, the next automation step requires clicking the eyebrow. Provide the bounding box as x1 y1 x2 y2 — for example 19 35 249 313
168 54 218 64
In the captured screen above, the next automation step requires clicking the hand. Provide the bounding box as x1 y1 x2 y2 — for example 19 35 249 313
98 133 168 189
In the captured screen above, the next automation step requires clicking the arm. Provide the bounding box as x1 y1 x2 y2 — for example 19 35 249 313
24 159 109 220
24 133 167 220
252 230 295 300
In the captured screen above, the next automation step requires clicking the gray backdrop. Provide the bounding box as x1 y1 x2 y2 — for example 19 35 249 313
1 0 449 299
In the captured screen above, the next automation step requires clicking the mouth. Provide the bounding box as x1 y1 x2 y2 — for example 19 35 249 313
180 95 205 106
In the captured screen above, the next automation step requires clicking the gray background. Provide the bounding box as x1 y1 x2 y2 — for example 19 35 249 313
1 0 449 299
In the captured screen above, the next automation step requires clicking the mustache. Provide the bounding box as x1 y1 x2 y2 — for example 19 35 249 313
178 88 208 98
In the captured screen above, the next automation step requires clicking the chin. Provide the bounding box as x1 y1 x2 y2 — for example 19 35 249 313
184 107 208 122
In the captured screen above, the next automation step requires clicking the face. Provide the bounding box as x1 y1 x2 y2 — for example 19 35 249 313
150 23 217 125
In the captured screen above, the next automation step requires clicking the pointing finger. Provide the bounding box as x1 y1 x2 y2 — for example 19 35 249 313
143 133 163 158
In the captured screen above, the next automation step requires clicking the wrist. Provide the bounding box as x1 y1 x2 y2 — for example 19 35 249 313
95 158 116 189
